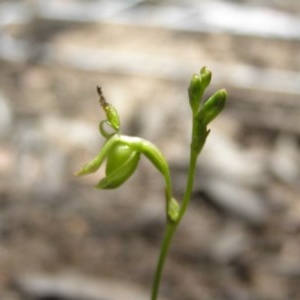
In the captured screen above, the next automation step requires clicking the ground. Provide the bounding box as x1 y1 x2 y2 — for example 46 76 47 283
0 4 300 300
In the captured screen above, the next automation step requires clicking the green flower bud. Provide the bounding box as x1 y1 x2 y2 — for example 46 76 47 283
189 74 202 96
188 74 202 113
167 197 180 223
200 66 212 91
197 89 227 126
96 144 140 189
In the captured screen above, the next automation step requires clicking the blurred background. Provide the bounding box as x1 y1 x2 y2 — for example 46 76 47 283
0 0 300 299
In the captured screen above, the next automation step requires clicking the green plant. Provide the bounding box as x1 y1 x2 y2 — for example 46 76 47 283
75 67 227 300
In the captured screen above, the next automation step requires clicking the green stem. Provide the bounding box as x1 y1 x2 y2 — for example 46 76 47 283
150 121 200 300
151 223 176 300
174 117 200 226
177 126 199 222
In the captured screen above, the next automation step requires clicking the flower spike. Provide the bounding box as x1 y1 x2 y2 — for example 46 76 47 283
76 71 227 300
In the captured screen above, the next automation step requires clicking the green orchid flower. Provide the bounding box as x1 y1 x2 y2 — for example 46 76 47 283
75 86 179 223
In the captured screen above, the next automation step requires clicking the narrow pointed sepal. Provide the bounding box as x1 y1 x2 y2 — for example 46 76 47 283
74 134 120 176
